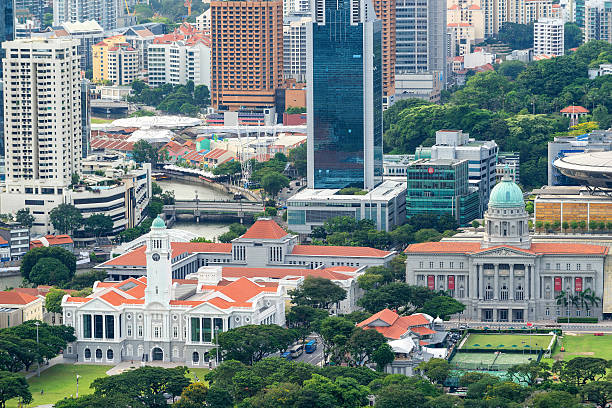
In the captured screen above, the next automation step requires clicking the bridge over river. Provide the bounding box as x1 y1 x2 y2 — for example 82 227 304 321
162 200 264 225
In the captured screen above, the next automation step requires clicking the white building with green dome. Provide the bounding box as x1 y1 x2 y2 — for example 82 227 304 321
405 175 609 322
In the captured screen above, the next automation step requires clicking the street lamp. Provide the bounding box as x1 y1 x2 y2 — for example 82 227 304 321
76 374 81 398
34 321 40 377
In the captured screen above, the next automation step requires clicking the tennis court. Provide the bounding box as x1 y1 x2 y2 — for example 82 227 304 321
461 334 554 351
450 351 535 371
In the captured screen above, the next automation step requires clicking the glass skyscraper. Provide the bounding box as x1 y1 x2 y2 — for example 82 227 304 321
306 0 383 190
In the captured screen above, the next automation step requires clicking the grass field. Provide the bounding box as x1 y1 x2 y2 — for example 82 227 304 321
450 351 535 371
7 364 110 408
91 117 114 124
462 334 554 351
552 334 612 361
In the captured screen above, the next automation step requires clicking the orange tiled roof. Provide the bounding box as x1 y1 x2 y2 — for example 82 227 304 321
222 266 354 281
358 309 431 340
241 219 289 240
100 242 232 267
292 245 392 258
411 326 436 336
0 291 40 305
406 242 608 255
561 105 589 114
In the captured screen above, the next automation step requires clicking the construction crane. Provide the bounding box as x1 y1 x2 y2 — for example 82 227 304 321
124 0 136 16
184 0 193 16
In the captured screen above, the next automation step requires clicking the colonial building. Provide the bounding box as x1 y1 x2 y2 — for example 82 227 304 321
61 217 286 364
405 175 609 322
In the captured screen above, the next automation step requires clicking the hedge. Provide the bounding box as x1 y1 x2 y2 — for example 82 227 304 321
556 317 598 323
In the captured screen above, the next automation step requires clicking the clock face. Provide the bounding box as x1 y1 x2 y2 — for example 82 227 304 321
152 253 160 262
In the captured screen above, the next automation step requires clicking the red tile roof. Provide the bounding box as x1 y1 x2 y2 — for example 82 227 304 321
222 266 354 281
100 242 232 267
561 105 589 114
411 326 436 336
0 291 40 305
241 219 289 240
358 309 431 340
291 245 392 258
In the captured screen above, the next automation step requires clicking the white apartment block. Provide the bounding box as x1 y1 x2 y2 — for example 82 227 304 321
107 43 139 86
534 18 564 56
481 0 559 36
585 0 612 43
53 0 131 31
283 14 311 82
1 38 82 233
196 9 211 31
147 40 211 88
283 0 310 15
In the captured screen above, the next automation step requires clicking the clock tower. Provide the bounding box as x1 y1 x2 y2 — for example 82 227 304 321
144 216 172 305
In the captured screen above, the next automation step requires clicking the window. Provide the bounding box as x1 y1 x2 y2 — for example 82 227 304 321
192 351 199 363
84 348 91 359
485 285 493 300
576 310 581 317
450 262 454 269
556 309 561 316
127 325 132 337
459 262 464 269
191 317 200 342
105 315 114 339
439 262 444 268
173 326 178 339
587 264 592 270
154 326 160 338
577 264 581 271
545 308 550 316
94 315 103 339
83 314 92 338
137 325 143 337
429 262 434 268
107 349 113 360
515 285 524 301
95 349 102 359
500 285 509 301
567 264 571 271
419 261 423 268
587 309 591 317
546 263 550 269
202 318 212 342
556 263 560 270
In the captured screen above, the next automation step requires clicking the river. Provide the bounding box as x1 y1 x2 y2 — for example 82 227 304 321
155 179 234 240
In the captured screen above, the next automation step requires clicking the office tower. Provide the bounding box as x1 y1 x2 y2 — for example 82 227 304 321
534 18 565 56
53 0 128 31
1 0 15 78
0 38 82 229
53 21 105 71
373 0 396 107
283 13 311 82
585 0 612 43
395 0 446 78
307 0 383 190
210 0 284 110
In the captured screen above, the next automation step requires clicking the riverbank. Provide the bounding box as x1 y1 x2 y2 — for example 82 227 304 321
160 169 260 202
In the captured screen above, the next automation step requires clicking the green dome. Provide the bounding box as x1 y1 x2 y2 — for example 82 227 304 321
152 216 166 229
489 176 524 207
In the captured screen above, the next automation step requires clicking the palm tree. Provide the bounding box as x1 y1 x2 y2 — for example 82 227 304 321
582 288 602 312
555 291 569 322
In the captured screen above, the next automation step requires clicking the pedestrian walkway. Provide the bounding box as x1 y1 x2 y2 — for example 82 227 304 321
105 360 217 376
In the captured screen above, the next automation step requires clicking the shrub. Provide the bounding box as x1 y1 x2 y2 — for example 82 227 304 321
556 317 598 323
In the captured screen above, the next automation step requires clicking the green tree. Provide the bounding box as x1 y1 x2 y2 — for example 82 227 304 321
289 276 347 309
417 358 451 384
15 208 34 229
347 328 386 366
179 103 199 116
582 381 612 407
21 247 76 282
83 214 114 237
55 394 138 408
29 257 73 286
372 343 395 372
557 357 608 386
527 390 581 408
414 228 443 243
49 203 83 234
420 296 465 320
0 370 32 408
317 316 356 364
194 85 210 107
357 273 385 290
132 140 161 166
244 382 301 408
174 382 208 408
261 171 290 198
303 374 370 408
212 161 242 176
45 288 67 314
357 283 435 314
506 361 550 386
564 23 583 50
498 60 527 80
375 384 427 408
286 305 328 342
216 325 296 364
498 22 534 49
288 143 307 178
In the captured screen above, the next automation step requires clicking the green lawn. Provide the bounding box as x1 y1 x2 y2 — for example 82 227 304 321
553 334 612 361
91 117 114 124
7 364 110 408
462 334 554 351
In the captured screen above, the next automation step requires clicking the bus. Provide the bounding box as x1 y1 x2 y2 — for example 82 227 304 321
289 344 303 358
305 339 317 354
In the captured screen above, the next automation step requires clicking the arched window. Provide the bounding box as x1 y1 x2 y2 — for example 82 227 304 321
95 349 102 359
107 349 114 360
192 351 199 363
84 348 91 359
485 285 493 300
500 285 509 300
515 285 524 300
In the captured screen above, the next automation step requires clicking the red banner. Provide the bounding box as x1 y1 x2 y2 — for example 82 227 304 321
575 277 583 292
427 275 435 290
554 277 562 292
448 275 455 290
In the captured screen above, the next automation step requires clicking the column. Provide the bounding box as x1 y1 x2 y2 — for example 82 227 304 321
479 265 484 300
494 264 499 300
509 264 515 300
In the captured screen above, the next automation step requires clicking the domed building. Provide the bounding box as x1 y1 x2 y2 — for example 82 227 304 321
405 176 608 323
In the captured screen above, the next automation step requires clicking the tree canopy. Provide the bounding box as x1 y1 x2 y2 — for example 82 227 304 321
289 276 347 309
49 204 83 235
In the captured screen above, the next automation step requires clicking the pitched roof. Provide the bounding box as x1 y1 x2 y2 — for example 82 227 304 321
357 309 431 340
241 219 289 240
222 266 355 281
99 242 232 267
561 105 589 114
0 291 40 305
291 245 392 258
410 326 436 336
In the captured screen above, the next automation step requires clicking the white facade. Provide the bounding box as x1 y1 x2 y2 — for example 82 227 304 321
54 20 105 71
534 18 565 57
585 0 612 43
1 38 82 234
53 0 125 31
62 218 287 364
283 14 311 82
284 0 310 14
147 41 211 87
196 9 211 31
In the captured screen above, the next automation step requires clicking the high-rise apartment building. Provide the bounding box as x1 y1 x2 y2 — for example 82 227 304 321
284 0 309 14
1 0 15 78
481 0 559 36
307 0 383 190
283 13 310 82
0 38 82 230
534 18 565 56
93 35 138 85
15 0 44 25
585 0 612 43
211 0 284 110
395 0 446 80
53 0 135 31
53 20 105 71
447 0 485 56
373 0 396 107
